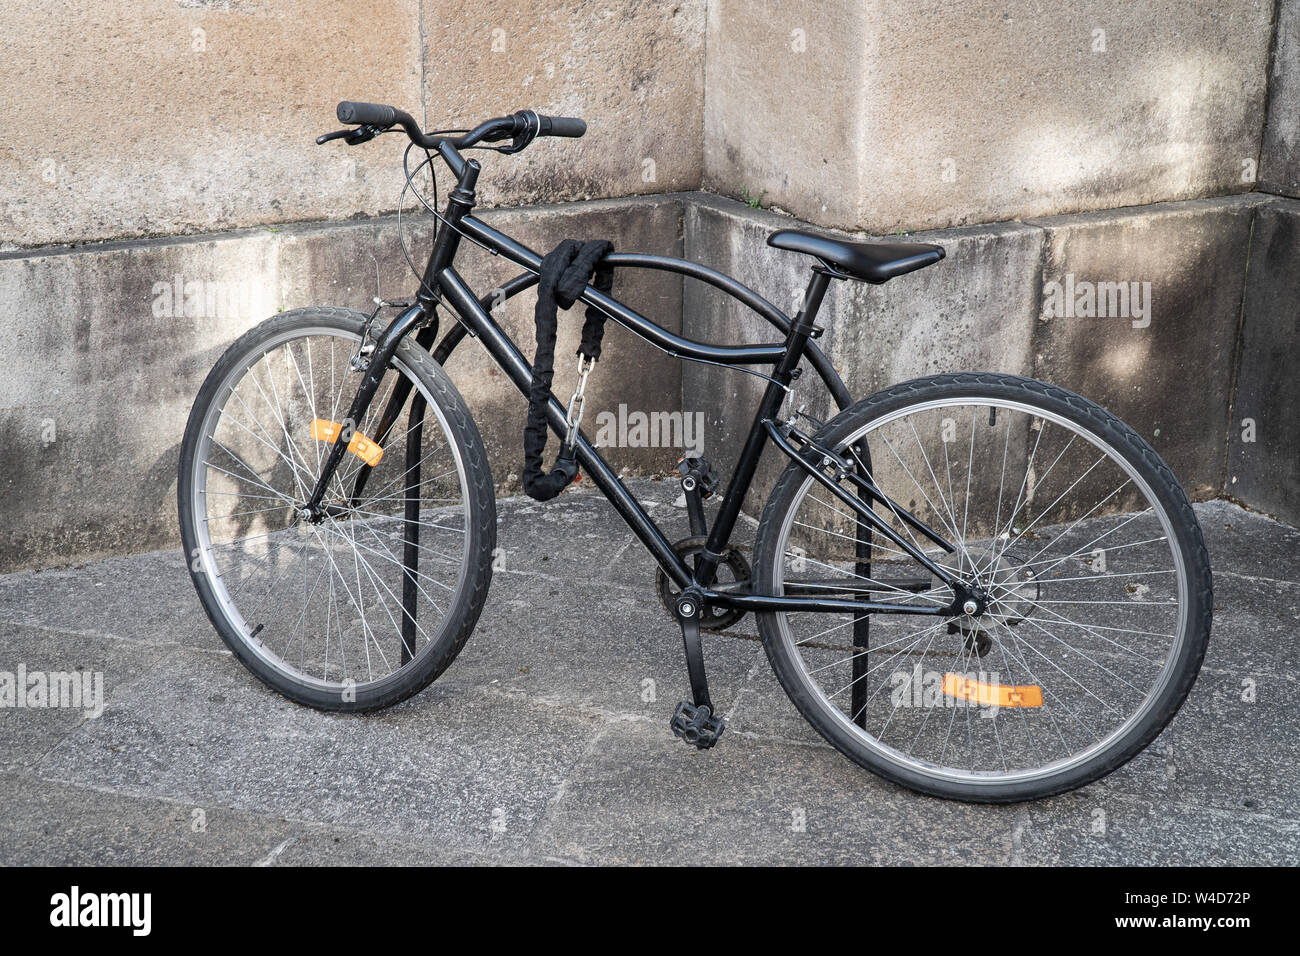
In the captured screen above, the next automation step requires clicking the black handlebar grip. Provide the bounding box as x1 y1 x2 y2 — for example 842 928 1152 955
337 101 397 127
540 116 586 138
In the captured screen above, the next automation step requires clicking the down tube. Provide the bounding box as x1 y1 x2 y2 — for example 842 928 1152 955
436 267 694 590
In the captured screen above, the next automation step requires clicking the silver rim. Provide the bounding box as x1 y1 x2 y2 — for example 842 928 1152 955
188 324 473 695
768 396 1189 788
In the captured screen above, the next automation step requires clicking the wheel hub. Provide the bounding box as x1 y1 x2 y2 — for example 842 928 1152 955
950 583 991 618
295 502 352 525
944 552 1041 656
295 504 324 525
978 550 1041 626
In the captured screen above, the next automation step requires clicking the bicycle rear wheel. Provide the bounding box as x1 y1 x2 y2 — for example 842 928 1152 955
178 307 495 711
753 373 1212 802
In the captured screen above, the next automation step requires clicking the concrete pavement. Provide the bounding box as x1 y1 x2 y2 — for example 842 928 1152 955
1 480 1297 865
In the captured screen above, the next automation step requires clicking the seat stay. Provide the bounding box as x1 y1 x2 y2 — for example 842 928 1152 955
763 418 963 589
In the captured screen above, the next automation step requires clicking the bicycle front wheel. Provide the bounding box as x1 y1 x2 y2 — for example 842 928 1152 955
178 307 496 711
753 373 1212 802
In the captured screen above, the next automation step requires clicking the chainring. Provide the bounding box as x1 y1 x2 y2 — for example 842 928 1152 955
656 535 752 633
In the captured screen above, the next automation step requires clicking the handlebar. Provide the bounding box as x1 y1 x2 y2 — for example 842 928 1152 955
539 115 587 138
336 101 402 128
331 101 586 151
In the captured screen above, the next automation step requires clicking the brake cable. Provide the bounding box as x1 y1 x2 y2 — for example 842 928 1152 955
397 142 441 301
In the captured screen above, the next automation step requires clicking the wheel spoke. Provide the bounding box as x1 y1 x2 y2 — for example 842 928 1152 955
185 323 477 695
763 390 1197 790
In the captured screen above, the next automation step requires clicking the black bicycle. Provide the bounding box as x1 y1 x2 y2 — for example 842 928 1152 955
178 103 1213 802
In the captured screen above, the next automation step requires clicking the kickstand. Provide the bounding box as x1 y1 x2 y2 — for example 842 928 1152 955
669 593 726 749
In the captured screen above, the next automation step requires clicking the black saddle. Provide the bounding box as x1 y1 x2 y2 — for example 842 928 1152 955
768 229 944 284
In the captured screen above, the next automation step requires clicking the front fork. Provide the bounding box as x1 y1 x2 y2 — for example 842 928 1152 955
301 156 477 662
300 302 434 515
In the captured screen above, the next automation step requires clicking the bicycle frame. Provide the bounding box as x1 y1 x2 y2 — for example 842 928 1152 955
307 155 967 621
178 106 1213 778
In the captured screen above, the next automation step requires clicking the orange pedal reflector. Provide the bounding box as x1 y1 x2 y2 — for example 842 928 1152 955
310 419 384 467
942 672 1043 708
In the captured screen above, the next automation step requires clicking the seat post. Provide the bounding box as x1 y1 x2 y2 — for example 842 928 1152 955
795 267 835 332
696 266 838 585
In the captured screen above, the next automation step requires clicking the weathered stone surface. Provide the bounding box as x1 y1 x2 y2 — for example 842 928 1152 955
0 197 685 572
424 0 705 210
679 192 1291 528
35 645 598 854
0 772 318 866
1261 0 1300 198
826 223 1043 398
4 493 1294 865
5 189 1294 574
0 227 282 572
1027 195 1264 500
1227 198 1300 524
0 768 527 865
705 0 1273 233
0 1 707 250
0 624 167 773
0 0 423 248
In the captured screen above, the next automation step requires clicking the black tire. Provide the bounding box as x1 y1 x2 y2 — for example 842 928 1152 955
178 307 496 712
753 372 1213 802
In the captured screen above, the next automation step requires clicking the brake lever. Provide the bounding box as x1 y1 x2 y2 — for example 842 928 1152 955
315 125 383 146
496 134 530 155
496 112 538 155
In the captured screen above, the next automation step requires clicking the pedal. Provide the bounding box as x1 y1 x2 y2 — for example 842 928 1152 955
670 699 726 750
675 456 719 498
676 457 718 537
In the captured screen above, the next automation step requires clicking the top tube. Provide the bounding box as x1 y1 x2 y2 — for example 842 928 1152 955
456 215 789 367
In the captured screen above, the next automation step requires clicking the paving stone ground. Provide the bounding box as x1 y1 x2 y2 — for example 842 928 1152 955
1 480 1296 865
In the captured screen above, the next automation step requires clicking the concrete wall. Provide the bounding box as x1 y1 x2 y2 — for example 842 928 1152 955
424 1 705 209
681 192 1288 521
683 195 1045 515
705 0 1275 234
1 0 424 248
2 0 1299 572
0 0 707 571
1261 0 1300 197
1028 195 1262 499
1227 198 1300 520
0 0 705 249
6 185 1293 572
